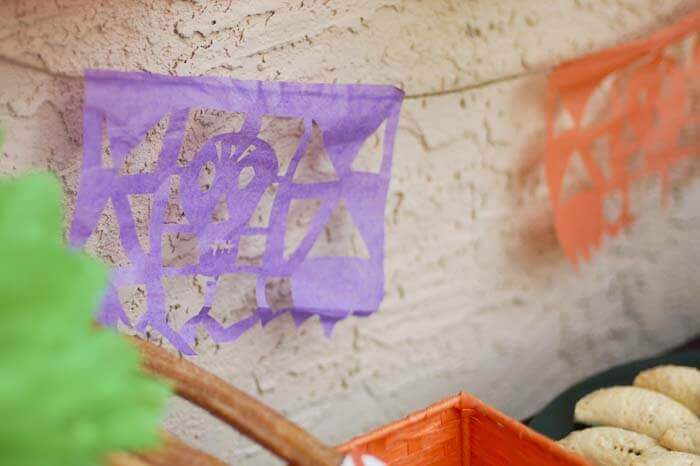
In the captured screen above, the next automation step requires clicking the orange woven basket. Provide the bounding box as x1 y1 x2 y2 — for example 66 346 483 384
339 393 590 466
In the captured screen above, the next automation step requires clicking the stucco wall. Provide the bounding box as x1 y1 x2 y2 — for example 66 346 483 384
2 1 700 464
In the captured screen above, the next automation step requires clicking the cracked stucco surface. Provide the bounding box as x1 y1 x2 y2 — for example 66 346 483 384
2 1 700 464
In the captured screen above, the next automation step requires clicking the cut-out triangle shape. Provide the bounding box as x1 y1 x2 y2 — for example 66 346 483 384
215 140 223 161
553 98 577 135
237 144 256 163
127 193 153 253
561 83 598 125
292 122 338 183
581 75 614 127
119 114 170 175
198 161 216 193
258 115 305 176
84 198 131 267
561 150 593 203
589 136 611 180
239 166 255 189
248 183 278 228
308 199 370 259
165 176 189 225
351 119 385 173
284 198 322 259
117 284 148 327
603 189 623 224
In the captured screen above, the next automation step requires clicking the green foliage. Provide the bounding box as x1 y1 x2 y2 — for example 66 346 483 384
0 172 171 466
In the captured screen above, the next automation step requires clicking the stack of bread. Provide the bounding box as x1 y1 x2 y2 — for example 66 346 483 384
558 365 700 465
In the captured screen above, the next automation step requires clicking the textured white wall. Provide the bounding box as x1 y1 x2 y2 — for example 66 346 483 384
2 1 700 464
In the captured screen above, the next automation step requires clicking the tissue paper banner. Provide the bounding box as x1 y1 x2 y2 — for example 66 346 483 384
71 70 403 354
546 12 700 266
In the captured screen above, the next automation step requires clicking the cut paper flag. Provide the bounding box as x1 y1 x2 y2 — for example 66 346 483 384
546 11 700 266
71 70 403 354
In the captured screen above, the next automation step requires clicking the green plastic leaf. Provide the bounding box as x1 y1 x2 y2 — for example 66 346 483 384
0 172 171 466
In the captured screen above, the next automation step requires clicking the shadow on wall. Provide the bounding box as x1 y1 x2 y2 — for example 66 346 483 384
507 75 566 272
41 76 85 232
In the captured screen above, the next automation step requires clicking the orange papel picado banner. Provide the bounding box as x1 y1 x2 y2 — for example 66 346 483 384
546 11 700 266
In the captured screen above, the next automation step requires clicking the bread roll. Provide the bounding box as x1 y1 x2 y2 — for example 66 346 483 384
575 386 697 438
634 365 700 415
631 451 700 466
661 423 700 455
558 427 665 465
